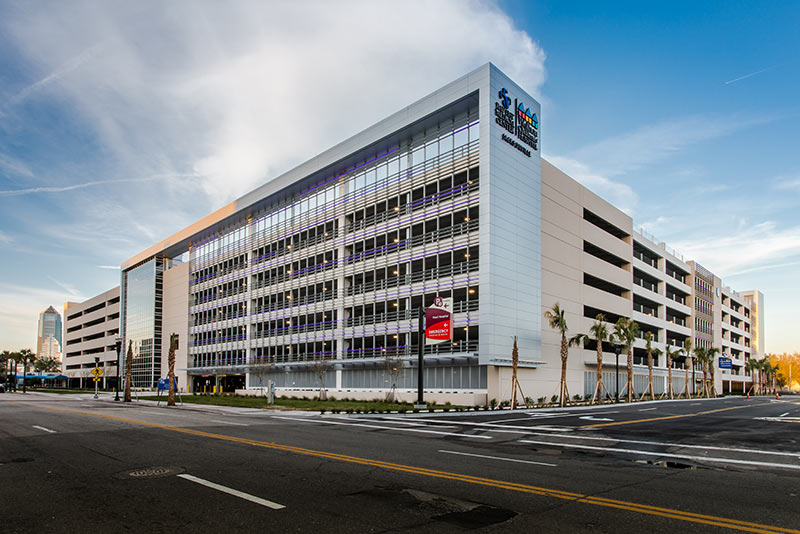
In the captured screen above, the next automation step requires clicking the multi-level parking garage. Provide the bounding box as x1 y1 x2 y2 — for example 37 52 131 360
117 63 763 401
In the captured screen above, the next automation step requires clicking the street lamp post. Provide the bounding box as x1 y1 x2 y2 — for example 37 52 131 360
615 345 622 402
114 337 122 401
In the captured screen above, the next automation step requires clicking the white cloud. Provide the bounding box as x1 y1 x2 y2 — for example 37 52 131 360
97 265 120 270
671 221 800 277
4 0 547 205
46 276 82 297
773 176 800 191
545 113 773 216
573 114 767 179
0 173 191 197
545 155 638 214
0 153 34 178
2 44 101 112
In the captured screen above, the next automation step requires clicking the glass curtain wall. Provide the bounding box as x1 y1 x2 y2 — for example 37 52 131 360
187 106 480 389
123 258 164 387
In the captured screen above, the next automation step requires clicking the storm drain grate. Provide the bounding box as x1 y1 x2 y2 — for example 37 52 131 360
115 466 184 479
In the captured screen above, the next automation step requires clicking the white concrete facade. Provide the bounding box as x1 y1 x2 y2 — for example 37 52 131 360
115 63 764 403
63 286 120 388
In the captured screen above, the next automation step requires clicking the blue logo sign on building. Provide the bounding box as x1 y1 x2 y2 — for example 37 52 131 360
495 87 539 156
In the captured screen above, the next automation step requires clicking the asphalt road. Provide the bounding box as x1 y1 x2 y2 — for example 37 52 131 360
1 392 798 533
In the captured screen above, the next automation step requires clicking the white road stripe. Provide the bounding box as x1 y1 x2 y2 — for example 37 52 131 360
371 418 458 429
780 412 790 417
32 425 56 433
398 417 574 433
209 419 249 426
273 416 491 439
518 431 800 458
518 440 800 471
439 449 556 467
178 474 284 509
638 408 657 412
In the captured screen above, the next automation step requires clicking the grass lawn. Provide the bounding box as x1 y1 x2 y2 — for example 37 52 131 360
136 394 431 412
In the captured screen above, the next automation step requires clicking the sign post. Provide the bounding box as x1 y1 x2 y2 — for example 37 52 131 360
415 309 425 410
90 365 103 399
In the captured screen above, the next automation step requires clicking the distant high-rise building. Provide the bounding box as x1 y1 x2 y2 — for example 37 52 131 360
37 305 62 359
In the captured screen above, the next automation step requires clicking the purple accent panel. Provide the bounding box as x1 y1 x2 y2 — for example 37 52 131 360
250 147 400 227
191 148 398 274
197 194 477 287
193 297 247 314
190 277 479 335
236 317 478 348
191 128 479 275
409 183 470 208
190 334 246 347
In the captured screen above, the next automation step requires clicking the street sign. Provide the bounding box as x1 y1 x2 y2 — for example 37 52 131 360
91 367 103 377
157 377 178 391
425 296 452 345
93 377 101 382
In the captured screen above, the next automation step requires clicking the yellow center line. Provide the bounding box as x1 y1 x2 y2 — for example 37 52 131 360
4 399 798 534
580 402 774 429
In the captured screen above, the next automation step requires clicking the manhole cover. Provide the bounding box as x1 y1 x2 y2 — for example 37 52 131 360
115 466 184 479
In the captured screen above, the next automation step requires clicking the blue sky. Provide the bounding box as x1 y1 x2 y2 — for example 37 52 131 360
1 0 797 353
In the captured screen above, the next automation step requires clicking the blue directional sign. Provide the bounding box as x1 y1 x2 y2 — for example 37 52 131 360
157 377 178 391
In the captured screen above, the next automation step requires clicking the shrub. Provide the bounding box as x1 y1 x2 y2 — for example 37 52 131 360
573 394 582 401
500 400 510 408
320 408 326 414
412 408 420 413
550 395 559 404
398 408 407 414
537 396 546 406
473 405 482 411
345 408 354 414
489 398 498 410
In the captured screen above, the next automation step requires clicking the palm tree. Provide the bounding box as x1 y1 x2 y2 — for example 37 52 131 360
0 350 11 384
664 345 681 400
678 338 693 398
572 314 611 404
643 332 661 400
18 349 34 393
544 303 571 407
706 346 720 397
124 341 133 402
763 360 777 395
744 357 760 395
694 347 711 398
612 317 639 403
